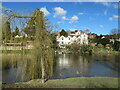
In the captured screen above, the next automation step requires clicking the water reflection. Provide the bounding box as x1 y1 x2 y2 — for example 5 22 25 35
52 54 119 79
2 54 120 84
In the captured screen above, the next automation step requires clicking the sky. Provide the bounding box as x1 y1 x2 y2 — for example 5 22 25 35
2 2 119 35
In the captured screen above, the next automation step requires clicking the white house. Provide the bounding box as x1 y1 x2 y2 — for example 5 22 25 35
15 35 23 38
56 30 88 48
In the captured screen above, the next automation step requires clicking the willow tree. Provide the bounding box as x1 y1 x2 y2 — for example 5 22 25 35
27 8 54 83
4 8 54 83
23 17 36 39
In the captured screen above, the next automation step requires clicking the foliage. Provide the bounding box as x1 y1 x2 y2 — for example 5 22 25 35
66 43 81 53
22 17 36 40
97 44 104 48
80 45 93 54
2 8 54 82
113 41 120 51
2 21 11 42
14 26 19 36
60 29 68 37
51 33 58 49
105 44 111 48
66 44 93 54
91 38 110 46
110 29 119 35
26 8 54 82
100 38 110 46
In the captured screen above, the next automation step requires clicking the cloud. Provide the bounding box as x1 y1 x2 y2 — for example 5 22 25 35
57 21 64 24
69 15 79 23
108 15 120 21
101 2 111 7
61 16 67 20
53 7 67 18
108 17 113 21
112 3 120 9
78 12 85 15
71 15 79 21
40 7 50 16
113 4 118 8
100 2 119 9
69 28 77 31
99 25 103 28
113 15 120 18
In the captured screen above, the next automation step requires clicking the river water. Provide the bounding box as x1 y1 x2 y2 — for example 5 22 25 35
2 54 120 84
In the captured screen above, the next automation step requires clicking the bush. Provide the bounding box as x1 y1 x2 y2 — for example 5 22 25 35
91 38 110 46
105 44 111 48
69 43 81 53
113 41 120 51
97 44 104 48
105 44 113 51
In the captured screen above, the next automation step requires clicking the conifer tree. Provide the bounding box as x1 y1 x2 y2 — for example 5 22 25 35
14 26 19 36
2 21 11 42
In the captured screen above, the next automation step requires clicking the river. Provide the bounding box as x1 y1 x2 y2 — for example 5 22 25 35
2 53 120 84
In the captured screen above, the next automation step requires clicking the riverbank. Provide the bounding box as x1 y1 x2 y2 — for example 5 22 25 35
1 49 32 54
1 46 120 55
2 77 119 88
92 48 120 55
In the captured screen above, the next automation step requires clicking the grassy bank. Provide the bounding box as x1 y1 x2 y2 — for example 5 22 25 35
92 48 120 55
2 77 119 88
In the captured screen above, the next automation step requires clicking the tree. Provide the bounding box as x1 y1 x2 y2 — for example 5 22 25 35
84 28 90 34
100 38 110 46
29 8 54 83
92 37 110 46
4 8 54 83
14 26 19 36
113 41 120 51
23 18 36 38
60 29 68 37
2 21 11 42
110 29 120 39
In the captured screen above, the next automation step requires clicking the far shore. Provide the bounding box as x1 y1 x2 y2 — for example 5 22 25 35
1 49 120 56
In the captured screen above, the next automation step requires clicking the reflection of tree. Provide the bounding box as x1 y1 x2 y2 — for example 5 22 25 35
100 61 120 73
2 58 11 70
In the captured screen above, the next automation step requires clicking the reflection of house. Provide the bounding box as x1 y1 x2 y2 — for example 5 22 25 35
56 30 88 48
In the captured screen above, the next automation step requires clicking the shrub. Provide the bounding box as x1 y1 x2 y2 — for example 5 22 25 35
97 44 104 48
113 41 120 51
105 44 111 48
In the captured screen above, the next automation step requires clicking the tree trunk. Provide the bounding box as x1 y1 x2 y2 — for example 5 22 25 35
41 56 45 83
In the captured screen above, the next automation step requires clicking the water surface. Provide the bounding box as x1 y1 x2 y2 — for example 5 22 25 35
2 54 120 84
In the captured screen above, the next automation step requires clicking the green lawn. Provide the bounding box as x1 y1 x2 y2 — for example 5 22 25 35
2 77 119 88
